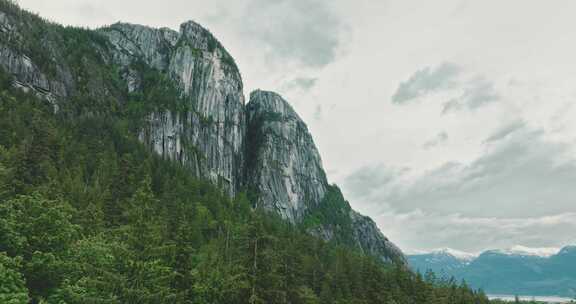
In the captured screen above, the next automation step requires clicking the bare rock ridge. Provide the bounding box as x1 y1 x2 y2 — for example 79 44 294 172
0 3 406 264
349 210 406 264
245 90 406 264
246 90 328 223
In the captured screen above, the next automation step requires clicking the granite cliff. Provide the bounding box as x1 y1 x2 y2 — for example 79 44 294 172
100 21 245 196
245 90 405 264
245 90 327 223
0 3 405 264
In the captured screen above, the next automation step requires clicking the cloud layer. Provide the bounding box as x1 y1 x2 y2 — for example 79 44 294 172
242 0 346 68
345 123 576 218
377 210 576 253
442 76 500 113
207 0 347 71
391 62 501 114
342 120 576 252
392 62 461 104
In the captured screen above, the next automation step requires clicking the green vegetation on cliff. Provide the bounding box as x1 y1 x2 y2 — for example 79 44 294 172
0 66 493 303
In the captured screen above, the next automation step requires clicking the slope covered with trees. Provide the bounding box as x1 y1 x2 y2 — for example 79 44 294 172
0 66 494 303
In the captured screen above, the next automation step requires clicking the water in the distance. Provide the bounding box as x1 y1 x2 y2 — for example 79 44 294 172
488 294 574 303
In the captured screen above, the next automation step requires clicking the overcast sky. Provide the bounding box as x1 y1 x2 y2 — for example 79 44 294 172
18 0 576 254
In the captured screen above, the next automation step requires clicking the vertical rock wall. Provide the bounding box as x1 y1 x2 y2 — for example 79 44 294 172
100 21 245 195
246 90 328 223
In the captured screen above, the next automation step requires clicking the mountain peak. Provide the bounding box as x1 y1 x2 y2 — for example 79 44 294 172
487 245 560 258
410 248 477 261
247 89 301 121
178 20 219 49
245 90 326 222
556 245 576 256
436 248 477 260
245 90 405 264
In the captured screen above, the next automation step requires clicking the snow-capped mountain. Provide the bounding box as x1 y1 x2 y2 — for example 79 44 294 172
408 245 576 297
489 245 560 257
408 248 476 278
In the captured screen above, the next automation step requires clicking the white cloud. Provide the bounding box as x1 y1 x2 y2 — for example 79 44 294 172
442 76 500 113
391 62 461 104
345 124 576 219
282 77 318 92
342 121 576 252
423 131 449 149
238 0 348 68
392 62 501 114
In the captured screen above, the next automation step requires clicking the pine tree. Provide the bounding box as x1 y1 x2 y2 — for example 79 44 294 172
0 253 29 304
119 177 177 303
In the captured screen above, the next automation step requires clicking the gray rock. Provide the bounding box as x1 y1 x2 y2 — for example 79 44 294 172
0 43 64 106
0 11 245 196
246 90 328 223
349 210 406 264
0 11 116 107
246 90 406 264
0 11 14 34
100 21 245 196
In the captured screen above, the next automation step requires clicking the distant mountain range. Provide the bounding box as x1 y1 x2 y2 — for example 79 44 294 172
408 246 576 297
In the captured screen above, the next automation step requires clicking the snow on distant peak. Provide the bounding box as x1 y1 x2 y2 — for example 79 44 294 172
410 246 562 259
494 245 560 257
436 248 477 260
410 248 477 260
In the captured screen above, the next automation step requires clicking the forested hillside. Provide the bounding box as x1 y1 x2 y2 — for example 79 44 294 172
0 66 493 304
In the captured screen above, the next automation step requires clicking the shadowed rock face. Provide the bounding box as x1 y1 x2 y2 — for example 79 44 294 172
246 90 406 265
0 3 405 265
246 90 328 223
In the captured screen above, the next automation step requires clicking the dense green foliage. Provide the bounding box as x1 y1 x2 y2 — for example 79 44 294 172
0 253 29 303
302 185 356 246
0 66 495 304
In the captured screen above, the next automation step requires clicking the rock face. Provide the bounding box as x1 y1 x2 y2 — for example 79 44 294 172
100 22 245 196
246 90 406 264
0 2 405 264
349 210 406 264
0 11 245 195
246 90 328 223
0 12 68 105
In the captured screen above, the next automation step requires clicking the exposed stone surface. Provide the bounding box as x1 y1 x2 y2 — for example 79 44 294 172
0 11 66 104
349 210 406 264
100 23 178 71
246 90 406 264
0 9 119 108
100 21 245 195
0 10 245 195
0 44 60 102
246 90 328 223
